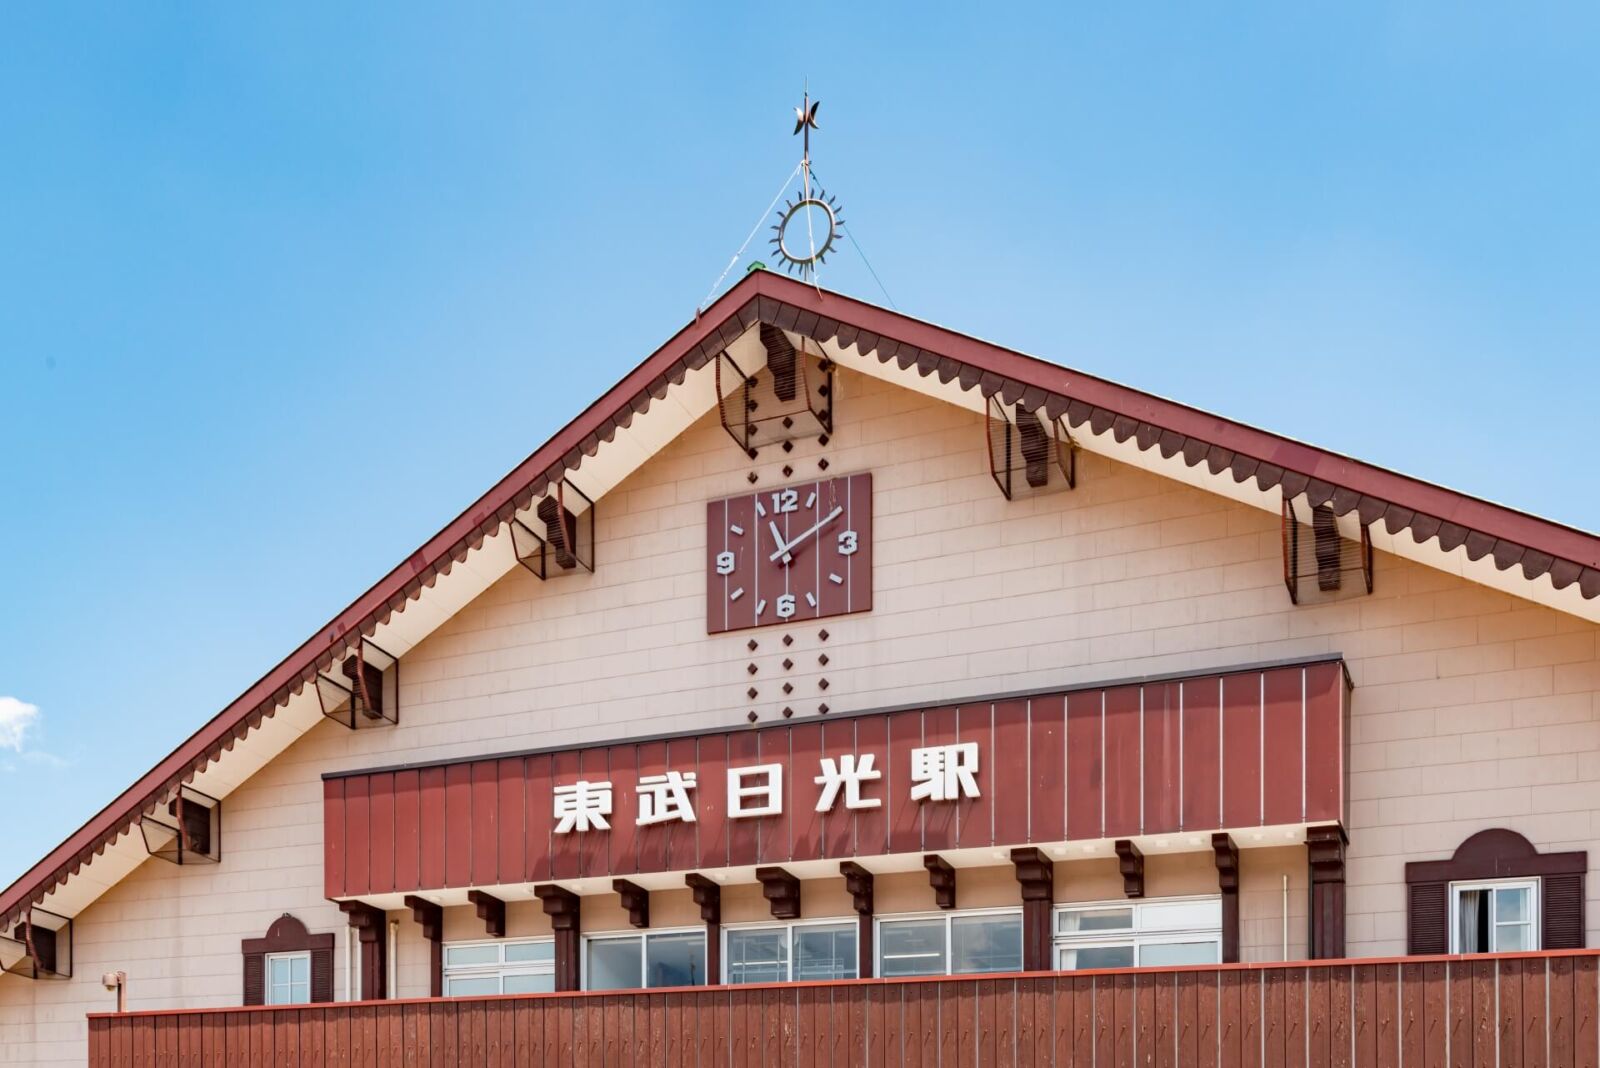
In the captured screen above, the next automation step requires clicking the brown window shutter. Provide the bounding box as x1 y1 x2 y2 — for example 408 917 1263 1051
1543 873 1585 949
1407 881 1448 955
310 947 335 1003
242 952 265 1006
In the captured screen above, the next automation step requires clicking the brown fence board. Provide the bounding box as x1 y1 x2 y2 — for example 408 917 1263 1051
88 954 1600 1068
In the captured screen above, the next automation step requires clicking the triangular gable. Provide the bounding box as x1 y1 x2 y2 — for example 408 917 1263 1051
4 268 1597 931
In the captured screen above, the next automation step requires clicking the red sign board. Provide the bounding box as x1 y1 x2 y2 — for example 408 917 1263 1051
323 659 1347 899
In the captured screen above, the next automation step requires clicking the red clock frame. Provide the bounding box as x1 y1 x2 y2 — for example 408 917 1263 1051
705 472 872 634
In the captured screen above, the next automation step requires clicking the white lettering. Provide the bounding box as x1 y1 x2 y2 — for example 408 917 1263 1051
553 780 613 833
637 771 698 826
727 764 784 818
908 743 980 803
814 753 882 811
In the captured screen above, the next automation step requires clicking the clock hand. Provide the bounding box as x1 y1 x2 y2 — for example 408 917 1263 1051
768 505 844 563
767 520 793 564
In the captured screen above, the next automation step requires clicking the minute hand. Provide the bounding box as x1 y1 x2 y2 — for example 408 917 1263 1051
769 505 844 563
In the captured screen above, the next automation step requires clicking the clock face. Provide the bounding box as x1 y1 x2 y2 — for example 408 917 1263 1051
706 473 872 634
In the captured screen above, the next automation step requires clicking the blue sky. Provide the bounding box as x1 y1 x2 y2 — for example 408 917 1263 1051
2 5 1597 884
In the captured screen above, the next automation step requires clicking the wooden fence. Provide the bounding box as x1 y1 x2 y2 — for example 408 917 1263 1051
89 951 1600 1067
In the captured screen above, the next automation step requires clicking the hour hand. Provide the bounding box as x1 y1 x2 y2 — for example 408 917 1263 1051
767 521 793 564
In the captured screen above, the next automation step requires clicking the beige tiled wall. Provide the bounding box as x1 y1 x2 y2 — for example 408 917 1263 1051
2 367 1596 1064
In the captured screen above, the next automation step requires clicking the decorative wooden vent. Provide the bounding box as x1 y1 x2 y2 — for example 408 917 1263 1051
0 907 71 980
510 480 595 579
316 638 398 730
986 396 1076 500
716 325 833 458
139 784 221 865
1282 496 1372 605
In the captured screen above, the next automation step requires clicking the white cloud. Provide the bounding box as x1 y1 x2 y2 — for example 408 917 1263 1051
0 697 40 752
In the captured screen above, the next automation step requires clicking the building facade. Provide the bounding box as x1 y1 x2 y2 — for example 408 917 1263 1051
3 271 1599 1065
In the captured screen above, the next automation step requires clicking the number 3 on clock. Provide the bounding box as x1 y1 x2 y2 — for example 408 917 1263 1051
705 472 873 634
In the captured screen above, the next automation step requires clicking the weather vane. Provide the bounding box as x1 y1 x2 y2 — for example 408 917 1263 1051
771 88 843 280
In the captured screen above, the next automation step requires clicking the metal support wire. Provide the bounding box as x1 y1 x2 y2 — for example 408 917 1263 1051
699 163 803 314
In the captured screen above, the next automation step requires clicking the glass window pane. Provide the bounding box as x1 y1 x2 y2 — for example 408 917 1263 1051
645 932 706 988
1058 908 1133 935
268 957 291 985
727 929 788 985
1059 945 1135 970
446 976 500 997
1455 889 1487 953
587 938 643 991
951 915 1022 975
793 924 857 981
1495 888 1532 924
1495 923 1533 952
879 920 947 977
445 945 499 968
1140 901 1222 932
505 941 554 964
291 956 310 983
1138 941 1220 967
503 973 556 994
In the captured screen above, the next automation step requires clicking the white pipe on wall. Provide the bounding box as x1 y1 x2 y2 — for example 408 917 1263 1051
1282 874 1290 960
388 921 398 998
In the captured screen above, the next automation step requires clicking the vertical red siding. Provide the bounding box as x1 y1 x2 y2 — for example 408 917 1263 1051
393 769 420 893
1261 669 1304 826
418 766 446 891
1065 690 1103 841
1221 673 1262 829
992 699 1030 845
789 722 825 860
1102 686 1142 838
1029 695 1067 844
1180 678 1223 833
523 755 552 882
495 759 525 890
920 706 958 851
852 713 891 856
323 778 346 899
550 750 582 880
955 702 994 850
606 744 638 878
345 776 370 897
1142 683 1180 836
755 728 792 864
1303 663 1345 823
886 711 924 855
369 774 395 896
696 734 729 871
443 763 472 888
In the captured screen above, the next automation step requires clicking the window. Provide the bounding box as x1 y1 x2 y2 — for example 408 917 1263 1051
265 952 311 1005
725 921 857 984
1451 880 1539 954
877 911 1022 978
1053 898 1222 970
442 938 556 996
585 930 706 991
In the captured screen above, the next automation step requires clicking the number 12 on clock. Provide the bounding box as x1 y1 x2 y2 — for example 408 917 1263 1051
705 472 873 634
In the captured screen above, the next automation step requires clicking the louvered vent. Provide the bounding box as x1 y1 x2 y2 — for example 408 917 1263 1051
1543 873 1585 949
1283 496 1373 605
511 480 596 580
715 326 833 458
1407 881 1448 955
985 396 1077 500
315 637 398 730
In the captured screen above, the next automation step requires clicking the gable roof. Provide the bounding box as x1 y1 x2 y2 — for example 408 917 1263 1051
4 268 1597 932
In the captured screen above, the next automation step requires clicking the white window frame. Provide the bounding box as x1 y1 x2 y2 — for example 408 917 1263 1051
1052 896 1224 971
1449 878 1540 954
873 907 1025 978
721 917 859 984
441 937 556 997
264 951 312 1006
580 926 707 991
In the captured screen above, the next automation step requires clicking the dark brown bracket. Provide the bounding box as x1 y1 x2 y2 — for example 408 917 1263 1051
613 879 650 929
839 861 874 916
1010 847 1055 972
1307 824 1348 960
403 896 444 997
1115 840 1145 898
840 861 875 979
534 885 581 992
755 866 802 919
466 890 506 938
338 901 387 1000
685 873 722 985
924 855 956 910
1211 833 1240 963
685 873 722 925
